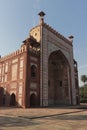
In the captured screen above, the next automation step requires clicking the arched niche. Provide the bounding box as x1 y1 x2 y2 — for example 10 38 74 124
31 65 37 78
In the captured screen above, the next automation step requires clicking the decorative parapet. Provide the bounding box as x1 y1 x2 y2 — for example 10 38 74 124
0 45 27 62
42 22 72 46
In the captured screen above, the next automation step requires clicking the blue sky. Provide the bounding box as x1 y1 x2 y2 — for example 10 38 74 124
0 0 87 86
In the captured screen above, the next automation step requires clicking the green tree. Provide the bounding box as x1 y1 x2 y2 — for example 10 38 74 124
79 84 87 102
80 75 87 102
79 86 84 98
81 75 87 85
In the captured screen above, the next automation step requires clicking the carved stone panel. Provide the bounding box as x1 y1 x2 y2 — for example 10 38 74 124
12 64 18 81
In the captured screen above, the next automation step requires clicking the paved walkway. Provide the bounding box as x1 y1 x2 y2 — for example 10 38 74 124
0 104 87 130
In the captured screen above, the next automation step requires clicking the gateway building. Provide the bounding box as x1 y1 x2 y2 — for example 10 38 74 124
0 12 79 108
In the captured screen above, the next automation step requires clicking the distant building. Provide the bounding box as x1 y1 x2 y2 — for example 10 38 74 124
0 11 79 108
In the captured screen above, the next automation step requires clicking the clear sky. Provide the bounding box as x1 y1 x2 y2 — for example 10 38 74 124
0 0 87 86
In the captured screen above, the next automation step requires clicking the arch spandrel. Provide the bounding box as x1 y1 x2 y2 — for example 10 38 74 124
30 91 37 96
48 42 71 66
48 50 70 69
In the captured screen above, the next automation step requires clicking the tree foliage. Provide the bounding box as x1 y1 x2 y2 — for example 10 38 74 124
80 75 87 102
81 75 87 85
80 85 87 102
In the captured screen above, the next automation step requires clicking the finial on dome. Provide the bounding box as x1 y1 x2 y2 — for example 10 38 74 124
68 35 74 43
68 35 74 39
38 11 45 24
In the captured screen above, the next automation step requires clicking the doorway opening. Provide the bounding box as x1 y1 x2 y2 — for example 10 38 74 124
30 93 37 107
10 93 16 106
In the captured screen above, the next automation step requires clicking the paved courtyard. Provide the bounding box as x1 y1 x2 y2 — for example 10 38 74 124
0 104 87 130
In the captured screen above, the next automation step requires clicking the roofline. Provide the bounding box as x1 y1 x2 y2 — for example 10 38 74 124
29 23 73 46
42 22 73 46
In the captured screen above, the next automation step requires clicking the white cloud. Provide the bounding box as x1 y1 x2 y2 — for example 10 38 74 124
78 64 87 69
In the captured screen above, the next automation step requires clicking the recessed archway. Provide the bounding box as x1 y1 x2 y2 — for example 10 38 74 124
30 93 37 107
31 65 37 78
0 87 4 106
10 93 16 106
48 50 71 105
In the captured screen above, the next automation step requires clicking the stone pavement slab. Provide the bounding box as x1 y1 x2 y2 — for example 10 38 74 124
0 105 87 130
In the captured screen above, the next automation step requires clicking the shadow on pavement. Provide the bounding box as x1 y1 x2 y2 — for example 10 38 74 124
0 116 40 128
51 114 87 120
19 109 87 120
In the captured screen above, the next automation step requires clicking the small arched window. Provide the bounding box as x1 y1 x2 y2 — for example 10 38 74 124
31 65 37 78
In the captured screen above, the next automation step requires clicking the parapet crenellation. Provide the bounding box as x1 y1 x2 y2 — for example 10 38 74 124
42 22 73 46
0 44 27 62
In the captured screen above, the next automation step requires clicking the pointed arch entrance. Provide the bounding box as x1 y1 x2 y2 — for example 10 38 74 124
48 50 71 105
30 93 37 107
10 93 16 106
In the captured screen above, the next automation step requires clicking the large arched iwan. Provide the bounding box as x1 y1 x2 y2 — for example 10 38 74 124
48 50 72 106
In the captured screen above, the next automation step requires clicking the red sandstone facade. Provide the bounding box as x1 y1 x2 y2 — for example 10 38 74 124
0 12 79 108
